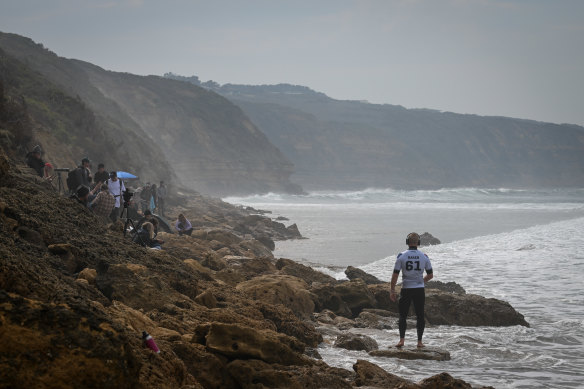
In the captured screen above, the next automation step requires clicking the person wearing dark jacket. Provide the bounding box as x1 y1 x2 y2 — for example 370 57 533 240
93 163 110 188
132 222 162 249
25 145 45 177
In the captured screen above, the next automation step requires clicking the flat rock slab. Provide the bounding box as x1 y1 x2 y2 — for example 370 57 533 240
369 347 451 361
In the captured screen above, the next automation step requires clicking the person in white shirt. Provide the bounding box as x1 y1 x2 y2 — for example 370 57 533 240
174 214 193 236
390 232 433 348
107 171 126 222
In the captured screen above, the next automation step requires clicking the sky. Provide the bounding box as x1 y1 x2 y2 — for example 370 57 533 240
1 0 583 126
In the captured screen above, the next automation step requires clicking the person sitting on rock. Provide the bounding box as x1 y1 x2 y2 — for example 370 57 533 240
90 183 116 219
135 209 154 230
174 213 193 236
132 222 163 249
150 217 160 236
71 185 91 207
71 184 100 209
25 145 45 177
390 232 433 349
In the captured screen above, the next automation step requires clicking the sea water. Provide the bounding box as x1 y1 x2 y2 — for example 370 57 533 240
224 188 584 388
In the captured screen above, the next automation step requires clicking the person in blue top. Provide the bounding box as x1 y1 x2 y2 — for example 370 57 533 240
390 232 433 348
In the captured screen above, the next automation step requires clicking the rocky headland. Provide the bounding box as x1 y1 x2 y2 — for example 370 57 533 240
0 155 527 388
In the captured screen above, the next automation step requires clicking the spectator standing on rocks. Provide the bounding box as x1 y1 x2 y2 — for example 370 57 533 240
390 232 433 348
174 213 193 236
25 145 45 177
150 184 158 213
76 157 93 187
90 183 116 219
93 163 109 188
72 183 100 208
107 171 126 222
140 183 152 213
157 181 167 217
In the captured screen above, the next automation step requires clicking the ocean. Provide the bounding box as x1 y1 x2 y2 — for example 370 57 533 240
224 188 584 388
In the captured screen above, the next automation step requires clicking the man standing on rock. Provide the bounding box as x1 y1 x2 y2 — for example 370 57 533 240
390 232 433 348
107 171 126 222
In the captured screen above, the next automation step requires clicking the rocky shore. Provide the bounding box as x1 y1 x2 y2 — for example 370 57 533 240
0 154 527 388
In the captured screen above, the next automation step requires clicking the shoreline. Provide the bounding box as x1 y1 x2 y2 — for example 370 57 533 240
0 156 531 388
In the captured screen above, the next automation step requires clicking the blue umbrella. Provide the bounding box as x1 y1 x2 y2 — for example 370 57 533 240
117 171 139 180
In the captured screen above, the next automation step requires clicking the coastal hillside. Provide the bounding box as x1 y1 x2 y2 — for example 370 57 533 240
167 77 584 190
0 45 174 184
0 32 300 195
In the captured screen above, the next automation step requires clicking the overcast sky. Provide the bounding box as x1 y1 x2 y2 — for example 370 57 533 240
1 0 583 125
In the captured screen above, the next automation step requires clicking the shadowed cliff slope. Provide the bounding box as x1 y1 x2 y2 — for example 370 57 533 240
0 32 300 195
0 45 174 182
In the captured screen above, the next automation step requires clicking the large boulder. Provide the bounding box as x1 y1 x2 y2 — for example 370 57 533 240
202 322 309 366
236 239 274 258
222 255 277 280
252 301 323 347
276 258 337 285
420 232 441 246
255 234 275 250
369 347 451 361
311 283 353 318
0 291 141 389
239 216 303 240
236 274 315 320
425 290 529 327
285 223 302 238
425 280 466 294
418 372 483 389
355 309 397 330
226 359 353 389
95 262 191 311
333 279 377 317
206 229 243 246
367 283 393 310
171 341 237 389
334 333 378 352
344 266 384 284
352 359 416 388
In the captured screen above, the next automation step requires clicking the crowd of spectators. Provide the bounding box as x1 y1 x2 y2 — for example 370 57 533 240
25 145 183 250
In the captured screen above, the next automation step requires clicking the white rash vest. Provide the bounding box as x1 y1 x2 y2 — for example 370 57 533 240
394 249 433 289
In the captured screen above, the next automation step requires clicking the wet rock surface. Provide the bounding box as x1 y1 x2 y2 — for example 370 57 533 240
334 333 379 352
345 265 384 284
420 232 441 246
369 347 451 361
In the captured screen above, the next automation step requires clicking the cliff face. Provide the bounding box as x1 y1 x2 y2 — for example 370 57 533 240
80 68 300 195
206 83 584 190
0 33 301 195
0 45 174 184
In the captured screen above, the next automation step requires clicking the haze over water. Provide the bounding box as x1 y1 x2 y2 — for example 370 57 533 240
225 187 584 388
226 188 584 267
